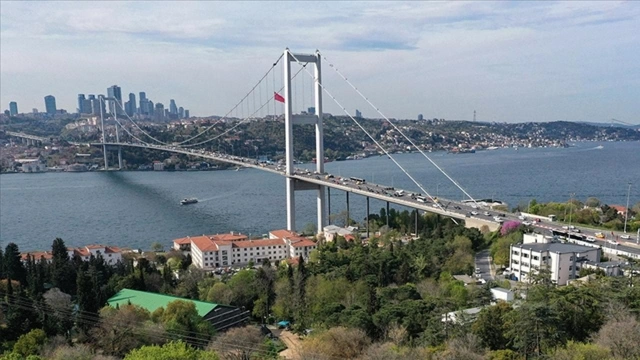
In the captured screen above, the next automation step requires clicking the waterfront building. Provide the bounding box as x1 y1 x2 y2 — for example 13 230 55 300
21 244 123 265
44 95 57 115
108 288 249 331
9 101 18 116
173 229 317 269
21 160 47 173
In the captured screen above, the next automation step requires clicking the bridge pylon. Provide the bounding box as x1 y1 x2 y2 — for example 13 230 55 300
284 49 325 233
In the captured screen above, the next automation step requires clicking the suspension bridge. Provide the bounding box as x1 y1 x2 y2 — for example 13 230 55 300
7 49 516 234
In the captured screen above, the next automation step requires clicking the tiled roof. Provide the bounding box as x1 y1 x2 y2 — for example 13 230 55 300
270 229 298 239
190 236 219 252
211 234 248 242
290 239 317 248
21 251 53 261
173 237 192 245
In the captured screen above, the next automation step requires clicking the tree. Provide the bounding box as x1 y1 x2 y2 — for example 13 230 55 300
155 300 213 346
594 311 640 359
92 305 166 357
43 288 74 336
13 328 47 357
151 242 165 252
300 327 371 360
50 238 75 294
208 325 265 360
124 341 219 360
4 242 26 285
585 197 601 208
472 301 513 350
550 341 611 360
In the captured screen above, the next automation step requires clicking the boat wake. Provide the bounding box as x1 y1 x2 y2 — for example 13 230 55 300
198 191 240 203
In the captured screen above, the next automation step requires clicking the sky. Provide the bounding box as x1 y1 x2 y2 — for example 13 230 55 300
1 1 639 123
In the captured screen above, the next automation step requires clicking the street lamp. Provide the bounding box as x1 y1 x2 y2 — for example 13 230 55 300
624 182 632 233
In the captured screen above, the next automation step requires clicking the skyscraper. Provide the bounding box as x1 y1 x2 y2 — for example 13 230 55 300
9 101 18 116
89 95 100 115
127 93 136 116
154 103 165 121
184 110 189 118
355 109 362 118
139 92 148 115
44 95 57 115
107 85 123 114
169 99 178 115
77 94 86 113
178 106 184 119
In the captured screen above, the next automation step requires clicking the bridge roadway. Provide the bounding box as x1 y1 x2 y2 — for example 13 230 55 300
94 142 640 255
5 131 50 143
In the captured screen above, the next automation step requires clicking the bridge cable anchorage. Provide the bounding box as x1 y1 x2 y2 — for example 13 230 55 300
174 52 285 146
322 54 481 208
101 98 152 146
176 64 309 148
288 52 456 222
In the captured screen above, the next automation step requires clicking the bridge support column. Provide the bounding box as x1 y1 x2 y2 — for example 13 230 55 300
386 201 390 227
114 111 123 170
317 186 325 235
286 178 296 231
366 196 370 239
327 187 331 225
100 96 108 170
415 210 418 236
346 192 350 227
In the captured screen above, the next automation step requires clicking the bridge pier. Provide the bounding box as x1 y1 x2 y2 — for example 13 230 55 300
366 196 370 239
386 201 390 227
114 110 123 170
346 192 350 227
286 178 296 231
327 187 331 225
100 96 108 170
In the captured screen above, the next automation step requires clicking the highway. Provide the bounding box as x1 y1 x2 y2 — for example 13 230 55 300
92 142 640 256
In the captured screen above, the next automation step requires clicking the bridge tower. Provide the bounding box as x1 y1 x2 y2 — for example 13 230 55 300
283 49 325 233
98 96 123 170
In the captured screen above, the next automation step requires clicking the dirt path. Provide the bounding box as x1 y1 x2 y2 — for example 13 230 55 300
274 329 302 360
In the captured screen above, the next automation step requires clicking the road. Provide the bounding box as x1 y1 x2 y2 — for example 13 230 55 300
475 249 494 281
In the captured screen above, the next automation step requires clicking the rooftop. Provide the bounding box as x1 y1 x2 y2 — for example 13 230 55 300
516 242 596 254
107 288 220 317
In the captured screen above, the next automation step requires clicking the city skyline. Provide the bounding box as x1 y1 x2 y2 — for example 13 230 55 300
1 1 639 123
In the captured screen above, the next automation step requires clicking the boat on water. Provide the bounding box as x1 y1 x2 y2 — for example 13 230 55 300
180 198 198 205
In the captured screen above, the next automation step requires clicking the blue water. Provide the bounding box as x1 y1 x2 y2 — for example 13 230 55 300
1 141 638 252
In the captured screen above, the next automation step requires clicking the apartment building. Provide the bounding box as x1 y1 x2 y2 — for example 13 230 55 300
173 230 317 269
510 241 600 285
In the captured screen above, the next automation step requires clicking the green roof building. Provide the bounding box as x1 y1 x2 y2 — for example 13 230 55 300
107 288 249 331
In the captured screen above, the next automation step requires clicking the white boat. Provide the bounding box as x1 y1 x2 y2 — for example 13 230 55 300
180 198 198 205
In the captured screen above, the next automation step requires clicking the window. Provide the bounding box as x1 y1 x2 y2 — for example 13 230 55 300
523 253 529 258
533 256 539 260
512 260 520 265
513 251 520 256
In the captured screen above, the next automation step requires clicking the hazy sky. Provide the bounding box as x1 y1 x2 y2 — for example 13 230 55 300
1 1 638 123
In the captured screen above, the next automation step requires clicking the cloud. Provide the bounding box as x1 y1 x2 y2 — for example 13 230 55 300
1 1 639 123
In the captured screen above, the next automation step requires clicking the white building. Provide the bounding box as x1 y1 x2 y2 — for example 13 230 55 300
510 242 600 285
21 160 47 173
153 161 164 171
323 225 353 242
21 244 123 266
490 287 515 303
174 230 317 270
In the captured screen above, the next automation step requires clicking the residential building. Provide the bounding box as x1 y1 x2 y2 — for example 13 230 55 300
108 288 249 332
153 161 164 171
21 160 47 172
509 241 600 285
323 225 353 242
44 95 57 115
21 244 123 265
9 101 18 116
173 230 317 270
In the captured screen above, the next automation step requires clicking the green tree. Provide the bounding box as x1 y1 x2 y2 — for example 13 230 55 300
50 238 75 294
124 341 219 360
4 243 26 285
155 300 213 346
13 328 47 357
151 242 165 252
472 301 513 350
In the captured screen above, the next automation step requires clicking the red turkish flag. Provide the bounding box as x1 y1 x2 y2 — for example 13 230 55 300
274 92 285 103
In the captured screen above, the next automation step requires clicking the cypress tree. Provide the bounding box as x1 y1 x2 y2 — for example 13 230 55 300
51 238 74 294
4 243 26 286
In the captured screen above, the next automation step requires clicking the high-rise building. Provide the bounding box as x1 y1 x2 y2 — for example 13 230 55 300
32 108 38 114
127 93 136 116
148 101 154 116
9 101 18 116
44 95 57 115
89 95 101 115
355 109 362 118
418 114 424 121
107 85 123 114
139 92 148 115
184 110 190 118
178 106 184 119
83 99 92 114
169 99 178 115
154 103 165 121
307 107 316 115
77 94 86 113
